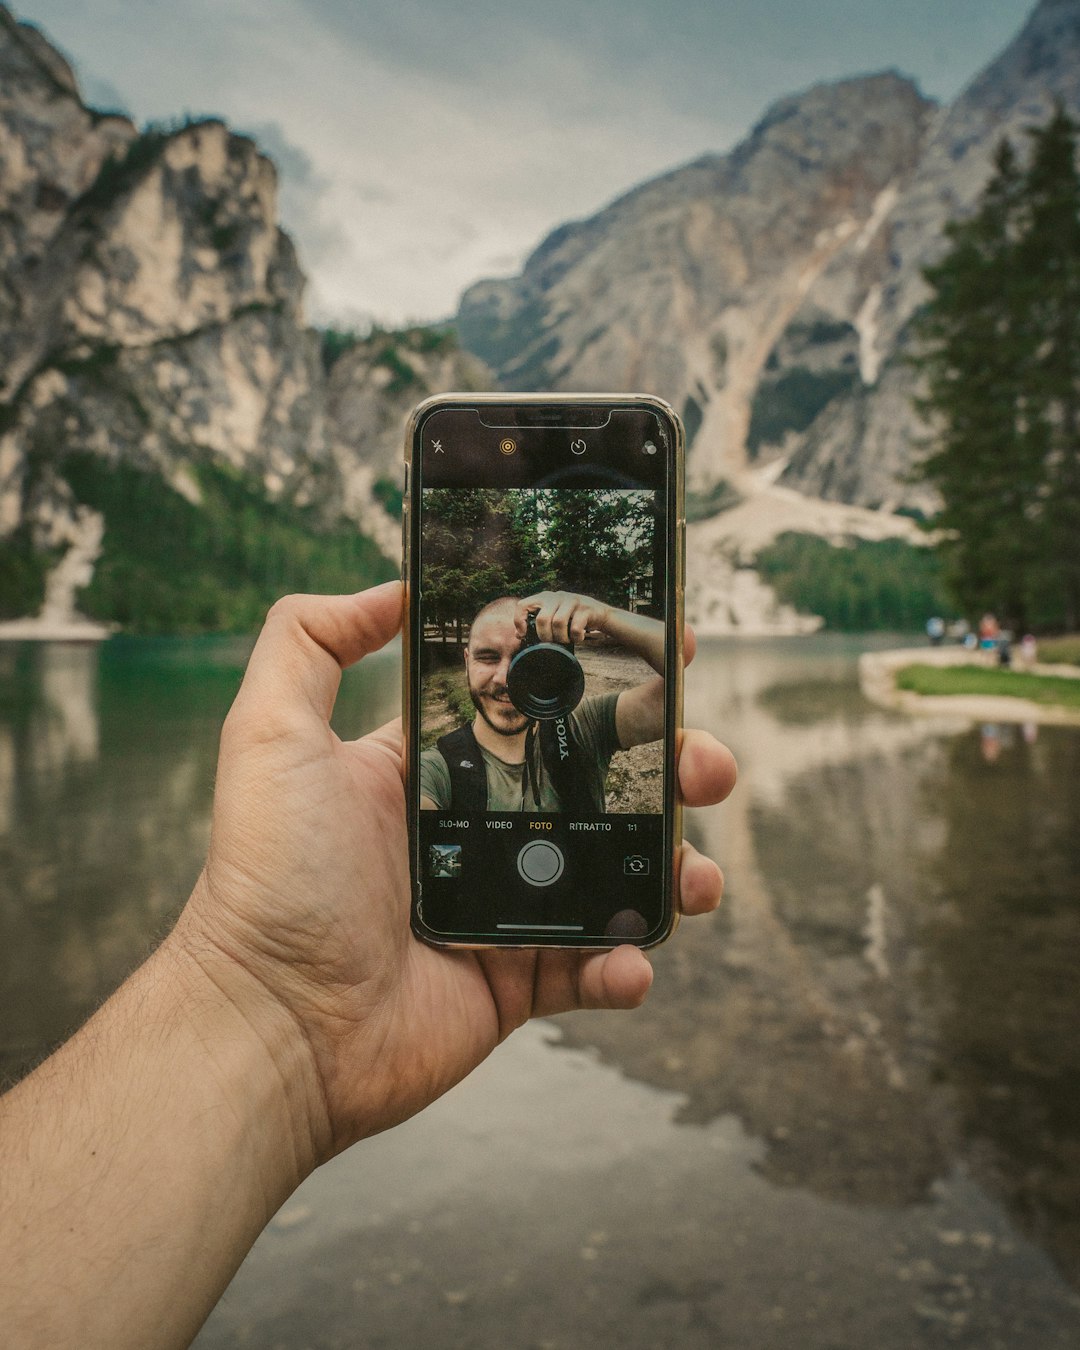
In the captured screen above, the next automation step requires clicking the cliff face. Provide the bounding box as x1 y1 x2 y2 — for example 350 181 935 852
458 72 936 499
0 9 133 331
324 328 492 556
458 0 1080 512
0 5 485 626
0 2 334 570
781 0 1080 507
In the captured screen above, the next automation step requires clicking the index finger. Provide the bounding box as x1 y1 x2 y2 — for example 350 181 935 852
513 593 550 636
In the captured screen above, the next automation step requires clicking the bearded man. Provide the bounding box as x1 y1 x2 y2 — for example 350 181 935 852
419 590 665 813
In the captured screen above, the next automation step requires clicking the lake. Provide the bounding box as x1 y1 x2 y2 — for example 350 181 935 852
2 633 1078 1348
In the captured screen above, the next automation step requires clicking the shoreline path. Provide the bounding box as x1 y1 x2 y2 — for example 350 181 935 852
859 646 1080 726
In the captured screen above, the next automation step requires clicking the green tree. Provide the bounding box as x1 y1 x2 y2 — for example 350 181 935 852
420 490 552 644
914 108 1080 630
57 454 394 634
1019 106 1080 627
419 488 658 642
537 490 657 614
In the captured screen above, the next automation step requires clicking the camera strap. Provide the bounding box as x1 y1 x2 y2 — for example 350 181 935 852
524 722 543 810
537 717 600 815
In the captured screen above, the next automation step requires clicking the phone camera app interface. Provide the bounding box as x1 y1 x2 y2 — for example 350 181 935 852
413 406 675 942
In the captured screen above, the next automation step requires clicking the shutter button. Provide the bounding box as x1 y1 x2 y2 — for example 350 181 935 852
516 841 564 887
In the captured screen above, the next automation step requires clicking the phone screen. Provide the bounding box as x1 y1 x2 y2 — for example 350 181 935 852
407 399 682 947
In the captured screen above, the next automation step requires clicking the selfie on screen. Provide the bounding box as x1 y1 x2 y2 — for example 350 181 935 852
418 487 665 817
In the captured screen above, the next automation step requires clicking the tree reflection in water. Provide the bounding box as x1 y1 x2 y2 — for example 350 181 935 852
559 637 1080 1289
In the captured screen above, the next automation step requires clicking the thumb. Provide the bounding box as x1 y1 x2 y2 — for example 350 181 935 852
231 582 403 731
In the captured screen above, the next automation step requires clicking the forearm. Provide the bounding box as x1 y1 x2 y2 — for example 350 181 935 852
600 607 665 675
598 607 667 747
0 894 323 1350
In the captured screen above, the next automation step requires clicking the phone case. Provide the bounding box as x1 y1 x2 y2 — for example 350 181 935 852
402 393 684 949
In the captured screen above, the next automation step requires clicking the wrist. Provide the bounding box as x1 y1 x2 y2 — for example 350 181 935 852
165 878 333 1180
0 901 333 1349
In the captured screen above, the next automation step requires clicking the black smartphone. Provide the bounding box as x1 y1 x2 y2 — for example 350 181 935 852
403 394 684 949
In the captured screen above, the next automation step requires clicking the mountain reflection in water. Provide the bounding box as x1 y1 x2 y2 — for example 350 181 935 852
2 633 1079 1346
560 635 1080 1288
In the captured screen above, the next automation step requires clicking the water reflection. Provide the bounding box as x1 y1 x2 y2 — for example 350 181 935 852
3 632 1079 1343
558 636 1080 1286
923 726 1080 1286
0 636 400 1082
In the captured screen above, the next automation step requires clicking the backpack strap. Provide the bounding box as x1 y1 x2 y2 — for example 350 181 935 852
436 725 489 813
437 716 604 814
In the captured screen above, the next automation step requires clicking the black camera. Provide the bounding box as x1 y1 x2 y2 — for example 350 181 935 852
506 610 585 721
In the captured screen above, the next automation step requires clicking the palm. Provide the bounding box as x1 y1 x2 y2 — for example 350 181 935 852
313 726 623 1148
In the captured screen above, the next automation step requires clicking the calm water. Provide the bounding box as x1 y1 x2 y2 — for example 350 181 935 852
2 633 1079 1348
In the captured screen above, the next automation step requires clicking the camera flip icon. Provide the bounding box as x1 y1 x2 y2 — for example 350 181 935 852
623 854 650 877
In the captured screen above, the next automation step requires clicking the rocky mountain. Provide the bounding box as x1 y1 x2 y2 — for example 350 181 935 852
3 1 1074 633
0 3 486 630
323 327 491 557
458 0 1080 514
0 7 326 552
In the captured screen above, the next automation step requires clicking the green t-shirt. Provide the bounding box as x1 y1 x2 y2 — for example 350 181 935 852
420 692 621 812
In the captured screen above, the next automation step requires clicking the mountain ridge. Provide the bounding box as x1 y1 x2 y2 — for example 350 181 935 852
457 68 936 498
1 1 1073 634
457 1 1080 516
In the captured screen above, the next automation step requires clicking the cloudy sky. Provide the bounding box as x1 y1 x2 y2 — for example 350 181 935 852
18 0 1037 326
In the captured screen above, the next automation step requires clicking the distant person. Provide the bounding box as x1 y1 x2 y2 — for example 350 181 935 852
978 612 1000 662
948 617 971 645
1020 633 1038 670
998 631 1013 668
981 722 1002 764
926 615 945 646
0 582 737 1348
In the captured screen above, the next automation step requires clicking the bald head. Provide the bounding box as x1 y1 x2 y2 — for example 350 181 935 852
466 596 518 650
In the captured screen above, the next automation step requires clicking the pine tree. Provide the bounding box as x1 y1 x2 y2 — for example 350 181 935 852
914 109 1080 631
537 490 655 611
1019 105 1080 628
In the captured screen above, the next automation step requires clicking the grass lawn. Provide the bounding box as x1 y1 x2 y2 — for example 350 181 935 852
1037 635 1080 665
895 663 1080 710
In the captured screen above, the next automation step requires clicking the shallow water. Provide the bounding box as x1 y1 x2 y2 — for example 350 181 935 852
1 632 1078 1347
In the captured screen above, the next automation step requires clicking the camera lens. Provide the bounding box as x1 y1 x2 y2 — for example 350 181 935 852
506 622 586 720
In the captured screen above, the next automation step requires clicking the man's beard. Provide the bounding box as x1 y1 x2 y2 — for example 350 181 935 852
470 686 528 737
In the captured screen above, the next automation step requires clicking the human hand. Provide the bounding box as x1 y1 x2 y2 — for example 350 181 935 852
515 591 611 644
172 582 736 1167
